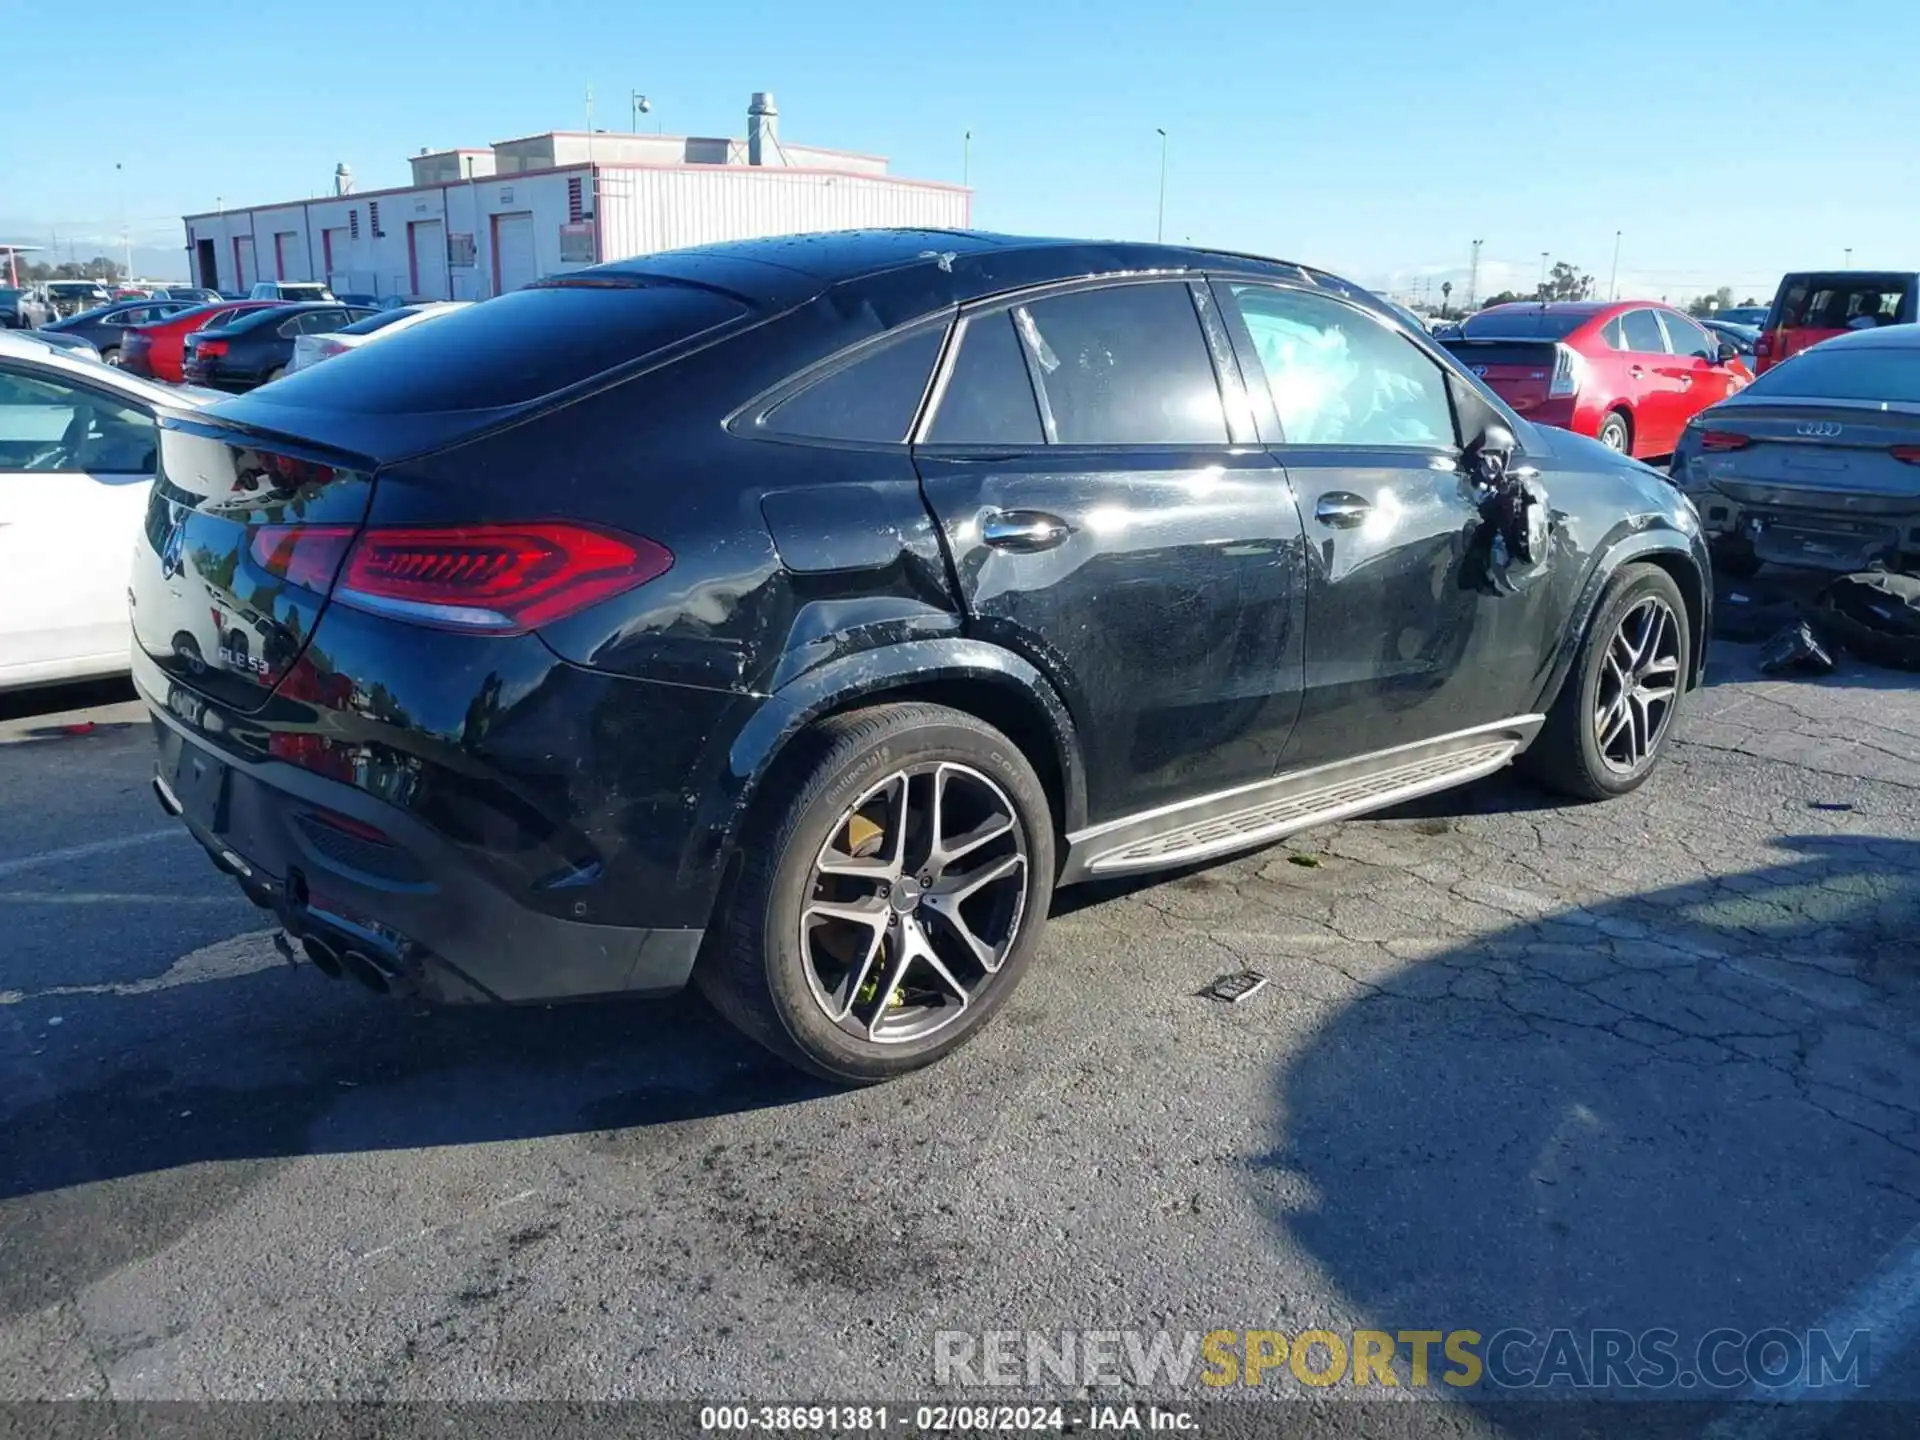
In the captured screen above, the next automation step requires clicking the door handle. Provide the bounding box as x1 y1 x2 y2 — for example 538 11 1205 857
979 508 1070 551
1629 365 1645 378
1313 493 1371 529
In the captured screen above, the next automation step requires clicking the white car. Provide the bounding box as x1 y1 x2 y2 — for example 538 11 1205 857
0 332 217 692
287 302 470 373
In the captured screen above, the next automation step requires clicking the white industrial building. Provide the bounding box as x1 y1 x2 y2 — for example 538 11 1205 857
180 93 969 301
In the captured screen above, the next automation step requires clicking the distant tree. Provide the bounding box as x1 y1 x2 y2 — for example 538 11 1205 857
1537 261 1594 302
1480 290 1526 309
1740 296 1761 307
1688 286 1736 317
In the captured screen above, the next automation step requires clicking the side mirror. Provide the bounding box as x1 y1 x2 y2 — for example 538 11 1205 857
1715 342 1739 365
1466 422 1518 486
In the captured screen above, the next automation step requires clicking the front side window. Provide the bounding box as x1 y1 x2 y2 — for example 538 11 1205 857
1011 283 1228 445
1620 309 1668 353
1227 284 1455 448
923 311 1044 446
0 365 156 474
763 324 945 444
1659 311 1715 360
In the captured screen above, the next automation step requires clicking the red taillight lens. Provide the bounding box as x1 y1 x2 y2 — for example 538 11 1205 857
197 339 228 357
251 524 356 591
1699 431 1753 452
339 523 671 632
249 521 669 632
1893 446 1920 465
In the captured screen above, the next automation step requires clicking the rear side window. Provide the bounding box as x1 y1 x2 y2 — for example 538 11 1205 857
1601 318 1626 350
763 325 945 443
260 282 750 413
1011 283 1228 445
924 311 1044 446
1621 309 1667 352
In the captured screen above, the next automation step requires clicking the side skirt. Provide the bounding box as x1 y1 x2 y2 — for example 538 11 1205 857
1059 714 1544 883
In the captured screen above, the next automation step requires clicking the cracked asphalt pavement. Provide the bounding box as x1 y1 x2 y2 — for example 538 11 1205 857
3 630 1920 1436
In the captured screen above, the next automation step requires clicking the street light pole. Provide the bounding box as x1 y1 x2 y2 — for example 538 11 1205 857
1539 250 1550 296
1845 247 1853 268
116 161 131 281
1155 128 1168 243
1608 229 1621 301
964 130 971 188
1467 238 1483 310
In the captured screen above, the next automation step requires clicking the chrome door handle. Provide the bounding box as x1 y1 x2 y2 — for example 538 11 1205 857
979 508 1070 551
1313 493 1371 528
1629 365 1645 378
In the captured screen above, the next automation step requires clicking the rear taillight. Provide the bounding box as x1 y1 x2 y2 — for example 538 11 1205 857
1700 431 1753 452
1548 343 1586 399
196 338 228 357
1893 446 1920 465
251 521 671 634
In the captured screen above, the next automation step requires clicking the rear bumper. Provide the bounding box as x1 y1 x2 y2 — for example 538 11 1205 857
1679 478 1920 573
140 688 705 1005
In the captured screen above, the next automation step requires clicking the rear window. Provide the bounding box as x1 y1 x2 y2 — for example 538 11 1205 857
337 308 416 337
1460 309 1589 340
1744 345 1920 404
243 282 750 413
1777 276 1913 329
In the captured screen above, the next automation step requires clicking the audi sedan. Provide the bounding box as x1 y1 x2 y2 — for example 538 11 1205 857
1672 325 1920 575
133 230 1709 1081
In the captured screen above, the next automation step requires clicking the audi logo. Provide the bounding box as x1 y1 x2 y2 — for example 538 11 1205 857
1795 422 1842 438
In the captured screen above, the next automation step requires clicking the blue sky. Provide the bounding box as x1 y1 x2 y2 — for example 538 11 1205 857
4 0 1913 299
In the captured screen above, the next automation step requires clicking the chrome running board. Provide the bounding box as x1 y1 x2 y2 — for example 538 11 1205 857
1060 714 1543 882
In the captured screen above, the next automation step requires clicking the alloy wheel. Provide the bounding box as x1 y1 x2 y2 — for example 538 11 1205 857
800 761 1029 1045
1594 595 1681 773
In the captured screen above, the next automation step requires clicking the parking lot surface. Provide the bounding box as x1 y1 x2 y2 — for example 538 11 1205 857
3 637 1920 1435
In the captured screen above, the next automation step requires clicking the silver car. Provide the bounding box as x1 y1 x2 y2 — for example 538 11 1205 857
1671 326 1920 576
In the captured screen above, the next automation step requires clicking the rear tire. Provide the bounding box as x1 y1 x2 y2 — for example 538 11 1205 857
99 346 121 367
694 702 1056 1084
1597 410 1631 454
1522 563 1690 801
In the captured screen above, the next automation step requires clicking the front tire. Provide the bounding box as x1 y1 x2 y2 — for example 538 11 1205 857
1597 410 1631 454
695 702 1056 1083
1522 563 1690 801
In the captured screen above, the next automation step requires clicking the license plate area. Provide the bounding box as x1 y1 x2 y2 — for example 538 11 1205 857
159 728 231 834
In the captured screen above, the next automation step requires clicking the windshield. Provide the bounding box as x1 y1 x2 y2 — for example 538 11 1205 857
1460 309 1591 340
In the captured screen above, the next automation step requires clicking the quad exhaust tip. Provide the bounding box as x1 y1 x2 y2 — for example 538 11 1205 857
339 949 394 995
302 935 344 979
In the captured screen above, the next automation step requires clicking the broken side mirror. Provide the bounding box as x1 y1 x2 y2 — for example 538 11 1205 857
1465 422 1518 487
1715 341 1740 365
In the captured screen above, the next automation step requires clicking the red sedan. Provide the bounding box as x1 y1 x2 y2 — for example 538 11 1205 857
122 300 285 383
1442 300 1752 459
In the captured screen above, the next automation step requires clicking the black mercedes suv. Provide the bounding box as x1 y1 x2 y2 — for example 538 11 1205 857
131 230 1710 1081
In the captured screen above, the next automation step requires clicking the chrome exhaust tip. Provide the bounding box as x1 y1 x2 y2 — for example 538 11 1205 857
152 775 182 816
338 949 393 995
302 935 344 979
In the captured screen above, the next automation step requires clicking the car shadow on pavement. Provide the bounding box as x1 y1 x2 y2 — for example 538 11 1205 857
0 983 831 1208
1264 832 1920 1434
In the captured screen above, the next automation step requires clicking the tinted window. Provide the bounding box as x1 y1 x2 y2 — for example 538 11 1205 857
1601 318 1626 350
1621 309 1667 352
1229 284 1455 448
924 311 1044 446
764 325 944 444
0 365 156 474
298 310 350 334
1011 283 1226 445
1461 308 1589 340
262 282 750 414
1744 345 1920 404
1660 311 1715 360
337 308 417 337
1782 278 1912 329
